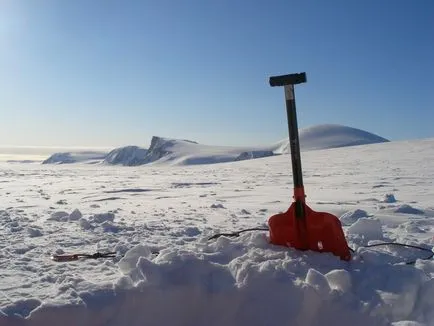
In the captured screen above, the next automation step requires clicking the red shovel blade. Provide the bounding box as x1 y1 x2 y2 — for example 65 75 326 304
268 202 351 261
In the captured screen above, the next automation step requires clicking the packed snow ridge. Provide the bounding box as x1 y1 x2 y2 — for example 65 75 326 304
42 124 389 165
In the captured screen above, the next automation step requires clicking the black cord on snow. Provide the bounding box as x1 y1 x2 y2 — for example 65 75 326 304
359 242 434 265
208 227 270 240
51 252 117 262
208 227 434 265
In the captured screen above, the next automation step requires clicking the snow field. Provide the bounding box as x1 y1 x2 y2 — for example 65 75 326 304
1 138 434 325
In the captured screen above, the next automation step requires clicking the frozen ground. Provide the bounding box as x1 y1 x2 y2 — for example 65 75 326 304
1 138 434 325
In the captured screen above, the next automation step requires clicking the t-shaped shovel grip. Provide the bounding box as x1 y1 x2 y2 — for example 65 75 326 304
269 72 307 87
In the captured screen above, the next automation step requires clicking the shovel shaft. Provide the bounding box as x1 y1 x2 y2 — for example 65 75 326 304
284 84 304 192
269 72 307 219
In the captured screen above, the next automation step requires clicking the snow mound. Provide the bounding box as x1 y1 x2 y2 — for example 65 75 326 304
42 151 107 164
103 146 148 166
276 124 389 152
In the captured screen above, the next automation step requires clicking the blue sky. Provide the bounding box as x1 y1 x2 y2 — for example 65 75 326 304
0 0 433 148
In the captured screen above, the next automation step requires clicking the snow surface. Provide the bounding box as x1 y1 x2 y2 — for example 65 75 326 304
41 124 389 166
1 137 434 325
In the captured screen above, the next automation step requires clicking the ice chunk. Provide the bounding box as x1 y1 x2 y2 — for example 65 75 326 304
340 209 369 226
325 269 352 292
347 218 383 241
69 209 83 221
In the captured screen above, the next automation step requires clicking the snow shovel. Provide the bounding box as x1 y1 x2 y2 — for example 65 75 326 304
268 72 351 261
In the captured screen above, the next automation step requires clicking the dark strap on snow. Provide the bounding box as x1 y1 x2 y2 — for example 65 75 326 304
51 252 117 262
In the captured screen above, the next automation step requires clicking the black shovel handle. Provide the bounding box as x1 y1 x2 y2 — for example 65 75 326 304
269 72 306 87
269 72 307 218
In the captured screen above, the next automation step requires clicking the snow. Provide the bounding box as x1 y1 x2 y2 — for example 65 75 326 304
0 136 434 325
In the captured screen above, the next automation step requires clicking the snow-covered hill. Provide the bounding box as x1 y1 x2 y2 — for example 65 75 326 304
141 136 273 165
275 124 389 153
103 146 148 166
299 124 389 150
42 151 107 164
41 124 389 166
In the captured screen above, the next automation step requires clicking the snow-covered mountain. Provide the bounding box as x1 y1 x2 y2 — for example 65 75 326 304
137 124 389 165
299 124 389 150
140 136 267 165
41 124 389 166
42 151 107 164
103 146 148 166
